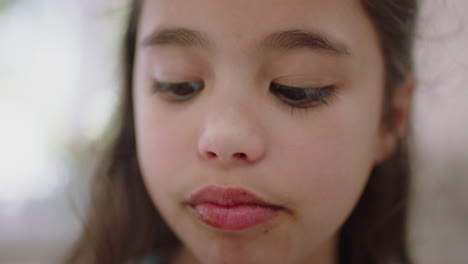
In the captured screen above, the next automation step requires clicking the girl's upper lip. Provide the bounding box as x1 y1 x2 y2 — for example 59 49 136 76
188 185 283 208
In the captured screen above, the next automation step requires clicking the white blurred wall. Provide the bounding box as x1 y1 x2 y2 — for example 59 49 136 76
411 0 468 263
0 0 124 263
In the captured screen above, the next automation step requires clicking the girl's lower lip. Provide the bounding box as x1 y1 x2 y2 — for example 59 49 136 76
190 203 281 231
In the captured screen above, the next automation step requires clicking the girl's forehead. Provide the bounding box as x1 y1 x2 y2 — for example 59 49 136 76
136 0 382 71
138 0 367 48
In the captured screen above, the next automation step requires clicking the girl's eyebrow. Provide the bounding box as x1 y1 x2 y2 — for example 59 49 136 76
260 29 350 56
142 27 209 47
142 27 350 56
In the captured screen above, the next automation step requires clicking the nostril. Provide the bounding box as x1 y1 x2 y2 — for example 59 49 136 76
233 152 247 159
206 151 218 158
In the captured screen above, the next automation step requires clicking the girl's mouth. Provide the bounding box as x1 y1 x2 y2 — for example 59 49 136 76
187 185 285 231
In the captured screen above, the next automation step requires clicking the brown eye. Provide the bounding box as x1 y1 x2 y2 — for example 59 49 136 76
153 81 204 101
270 82 335 108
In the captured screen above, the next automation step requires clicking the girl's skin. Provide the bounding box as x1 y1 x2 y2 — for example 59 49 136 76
132 0 413 263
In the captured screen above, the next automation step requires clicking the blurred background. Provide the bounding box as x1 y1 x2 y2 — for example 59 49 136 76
0 0 466 263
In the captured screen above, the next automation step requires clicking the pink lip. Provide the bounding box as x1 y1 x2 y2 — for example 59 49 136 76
188 185 283 231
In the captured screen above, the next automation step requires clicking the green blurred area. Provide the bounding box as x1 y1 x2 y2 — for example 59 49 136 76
0 0 15 11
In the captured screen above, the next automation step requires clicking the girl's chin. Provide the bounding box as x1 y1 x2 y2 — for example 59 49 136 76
174 247 282 264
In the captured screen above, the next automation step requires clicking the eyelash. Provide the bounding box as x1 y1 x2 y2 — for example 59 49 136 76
153 81 205 101
152 81 336 110
269 82 336 110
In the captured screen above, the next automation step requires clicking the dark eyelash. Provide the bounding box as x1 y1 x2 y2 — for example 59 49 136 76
270 82 336 110
151 80 335 112
152 81 204 101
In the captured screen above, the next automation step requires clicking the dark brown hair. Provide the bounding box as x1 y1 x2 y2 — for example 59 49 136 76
65 1 418 263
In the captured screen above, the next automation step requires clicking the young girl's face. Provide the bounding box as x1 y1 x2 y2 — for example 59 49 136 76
133 0 390 263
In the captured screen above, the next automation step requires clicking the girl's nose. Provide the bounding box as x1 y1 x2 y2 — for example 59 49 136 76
197 109 266 167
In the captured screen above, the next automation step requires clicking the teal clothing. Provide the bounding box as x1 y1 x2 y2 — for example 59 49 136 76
140 253 164 264
128 251 169 264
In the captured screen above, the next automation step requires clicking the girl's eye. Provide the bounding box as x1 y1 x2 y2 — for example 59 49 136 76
270 82 335 108
153 81 204 101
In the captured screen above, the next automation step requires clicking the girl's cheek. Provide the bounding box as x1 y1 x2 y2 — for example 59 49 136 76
136 110 194 178
272 103 378 200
